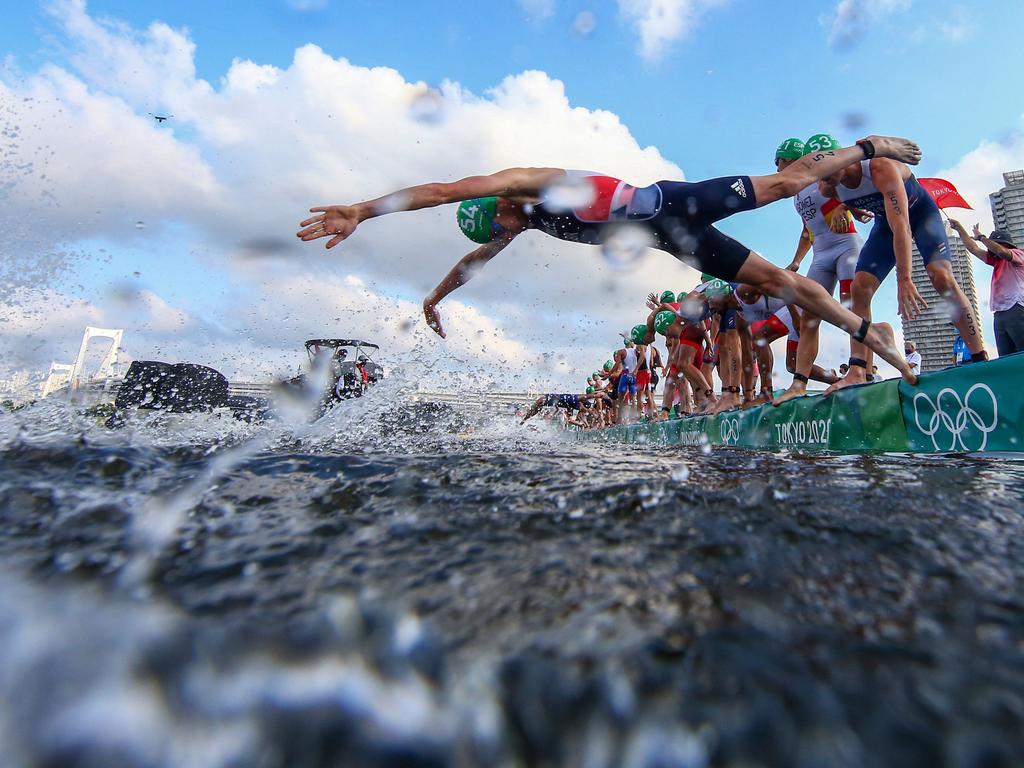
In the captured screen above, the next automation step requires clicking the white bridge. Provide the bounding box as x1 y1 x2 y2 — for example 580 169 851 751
40 326 124 400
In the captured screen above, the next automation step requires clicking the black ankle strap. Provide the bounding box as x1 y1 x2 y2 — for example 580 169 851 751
970 350 989 363
856 139 876 159
793 373 809 384
852 318 871 343
849 357 868 369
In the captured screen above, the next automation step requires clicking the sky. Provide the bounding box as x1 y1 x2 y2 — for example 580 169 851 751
2 0 1023 392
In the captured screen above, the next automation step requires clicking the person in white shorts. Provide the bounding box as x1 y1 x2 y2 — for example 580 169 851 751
773 134 867 405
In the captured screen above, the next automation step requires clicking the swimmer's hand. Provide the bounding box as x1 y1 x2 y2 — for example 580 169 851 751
297 205 361 249
851 208 874 224
785 261 801 272
829 213 851 234
646 293 660 311
897 278 927 321
423 300 446 338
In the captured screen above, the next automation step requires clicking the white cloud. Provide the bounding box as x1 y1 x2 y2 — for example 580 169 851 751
910 5 976 43
617 0 726 61
517 0 555 20
825 0 911 50
1 1 706 391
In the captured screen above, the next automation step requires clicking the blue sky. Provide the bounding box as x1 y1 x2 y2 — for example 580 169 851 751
2 0 1023 386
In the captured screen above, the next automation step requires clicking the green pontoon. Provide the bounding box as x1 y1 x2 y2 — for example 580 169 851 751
577 353 1023 454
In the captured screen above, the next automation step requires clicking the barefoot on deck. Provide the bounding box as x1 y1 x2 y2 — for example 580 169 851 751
710 394 740 415
772 384 808 406
742 392 772 410
823 371 867 397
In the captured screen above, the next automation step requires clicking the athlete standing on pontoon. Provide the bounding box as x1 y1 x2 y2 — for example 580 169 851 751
771 134 868 405
819 143 987 393
296 136 924 382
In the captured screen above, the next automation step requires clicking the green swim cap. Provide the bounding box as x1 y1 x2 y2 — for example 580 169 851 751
701 272 716 282
804 133 841 154
678 290 688 300
630 324 648 345
586 386 595 394
654 310 676 335
659 290 676 303
456 197 498 244
603 360 614 372
592 371 601 379
704 279 733 298
775 138 805 161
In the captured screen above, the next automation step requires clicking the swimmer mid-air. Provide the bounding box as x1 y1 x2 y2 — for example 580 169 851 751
296 135 923 383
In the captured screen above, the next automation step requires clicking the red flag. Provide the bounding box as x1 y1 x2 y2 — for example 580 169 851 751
919 177 973 210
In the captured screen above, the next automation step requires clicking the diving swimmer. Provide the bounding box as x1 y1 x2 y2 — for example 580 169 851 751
297 135 925 383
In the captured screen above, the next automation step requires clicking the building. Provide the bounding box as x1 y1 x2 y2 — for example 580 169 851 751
901 225 982 373
989 169 1024 247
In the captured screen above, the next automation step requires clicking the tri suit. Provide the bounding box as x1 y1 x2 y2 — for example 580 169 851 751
617 346 638 396
524 171 757 281
735 291 800 354
636 346 652 392
793 183 862 294
543 394 582 410
834 160 950 282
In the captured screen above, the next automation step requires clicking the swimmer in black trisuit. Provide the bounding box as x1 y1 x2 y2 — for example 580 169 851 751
296 135 924 383
520 392 601 425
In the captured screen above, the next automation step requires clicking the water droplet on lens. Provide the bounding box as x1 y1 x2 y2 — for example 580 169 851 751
571 11 596 37
542 176 596 212
409 87 445 124
601 224 653 270
375 191 411 214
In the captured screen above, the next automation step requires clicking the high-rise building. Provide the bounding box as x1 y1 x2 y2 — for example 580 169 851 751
989 169 1024 247
901 225 982 372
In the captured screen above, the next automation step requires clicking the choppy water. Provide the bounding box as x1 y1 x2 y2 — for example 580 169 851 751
1 395 1023 767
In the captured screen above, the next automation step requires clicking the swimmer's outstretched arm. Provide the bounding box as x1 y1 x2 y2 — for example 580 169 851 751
423 238 513 338
297 167 564 249
520 396 547 425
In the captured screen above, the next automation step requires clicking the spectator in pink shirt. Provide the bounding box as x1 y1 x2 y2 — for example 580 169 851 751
949 220 1024 356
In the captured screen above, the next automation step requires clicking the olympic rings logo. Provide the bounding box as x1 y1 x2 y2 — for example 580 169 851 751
720 418 741 445
912 383 999 452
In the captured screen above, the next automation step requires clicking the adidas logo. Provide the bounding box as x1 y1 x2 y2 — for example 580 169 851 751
731 178 747 198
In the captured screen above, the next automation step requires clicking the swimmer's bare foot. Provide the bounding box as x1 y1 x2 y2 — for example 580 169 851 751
745 393 770 411
863 321 918 384
710 390 740 414
862 135 922 166
696 395 717 415
772 381 808 406
823 370 867 397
